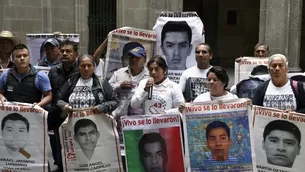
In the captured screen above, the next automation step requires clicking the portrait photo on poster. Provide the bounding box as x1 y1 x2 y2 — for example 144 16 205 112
254 118 305 170
138 132 168 172
73 118 100 162
185 112 252 171
153 12 204 70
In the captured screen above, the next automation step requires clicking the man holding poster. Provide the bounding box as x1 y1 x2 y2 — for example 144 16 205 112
262 120 301 168
161 21 193 70
138 132 168 172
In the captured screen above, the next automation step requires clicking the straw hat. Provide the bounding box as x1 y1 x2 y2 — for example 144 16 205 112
0 30 21 45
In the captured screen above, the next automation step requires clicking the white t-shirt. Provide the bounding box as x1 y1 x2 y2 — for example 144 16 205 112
194 91 238 102
263 81 297 111
131 78 185 115
69 78 96 108
179 66 212 101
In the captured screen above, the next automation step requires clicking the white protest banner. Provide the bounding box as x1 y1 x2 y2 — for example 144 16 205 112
234 56 269 83
104 27 156 80
121 114 185 172
250 106 305 172
0 102 48 172
183 99 253 171
26 33 80 65
153 11 204 83
59 109 123 172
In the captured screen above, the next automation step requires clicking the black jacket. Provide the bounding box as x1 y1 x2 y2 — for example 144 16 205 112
57 74 119 113
252 79 305 113
47 63 79 128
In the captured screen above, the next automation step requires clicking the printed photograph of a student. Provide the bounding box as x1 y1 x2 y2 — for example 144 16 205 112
262 120 301 168
160 21 193 70
138 133 168 172
1 113 31 159
74 119 100 161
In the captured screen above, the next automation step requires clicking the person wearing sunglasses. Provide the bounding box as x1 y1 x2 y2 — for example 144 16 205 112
179 43 213 102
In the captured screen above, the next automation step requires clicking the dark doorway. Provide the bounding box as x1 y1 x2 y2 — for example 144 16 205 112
183 0 260 67
88 0 116 55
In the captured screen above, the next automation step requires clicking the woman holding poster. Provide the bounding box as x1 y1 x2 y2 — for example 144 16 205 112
57 54 119 116
131 55 185 115
194 66 238 102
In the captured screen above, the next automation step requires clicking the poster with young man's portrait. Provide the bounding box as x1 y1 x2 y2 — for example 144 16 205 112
0 102 48 172
104 27 156 80
122 114 185 172
251 106 305 172
183 99 253 171
153 12 204 83
59 110 123 172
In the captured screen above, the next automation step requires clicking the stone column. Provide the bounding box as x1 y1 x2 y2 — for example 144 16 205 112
75 0 89 54
259 0 303 72
42 0 52 32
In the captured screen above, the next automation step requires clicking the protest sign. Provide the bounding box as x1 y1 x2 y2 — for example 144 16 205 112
183 99 253 171
250 106 305 172
26 33 80 65
153 11 204 83
234 57 269 84
104 27 156 80
0 102 48 172
121 114 185 172
59 109 123 172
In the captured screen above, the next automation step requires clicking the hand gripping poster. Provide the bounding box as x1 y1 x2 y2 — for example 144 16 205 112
153 12 204 83
183 99 253 172
234 57 269 84
104 27 156 80
250 106 305 172
121 114 185 172
26 33 80 65
59 109 123 172
0 102 48 172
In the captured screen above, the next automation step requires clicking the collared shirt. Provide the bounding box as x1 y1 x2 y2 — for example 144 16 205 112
109 66 149 117
131 77 185 115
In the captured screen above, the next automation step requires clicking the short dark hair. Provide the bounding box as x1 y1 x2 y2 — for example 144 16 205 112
74 119 98 134
251 65 268 75
263 120 301 145
11 44 29 57
138 133 167 167
77 54 96 67
207 66 229 88
60 39 78 52
254 43 269 52
196 43 212 55
161 21 192 45
147 55 168 74
1 113 30 132
206 121 230 140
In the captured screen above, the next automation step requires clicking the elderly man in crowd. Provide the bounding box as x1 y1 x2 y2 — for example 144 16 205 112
252 54 305 113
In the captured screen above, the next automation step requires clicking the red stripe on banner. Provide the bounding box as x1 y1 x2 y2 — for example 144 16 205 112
43 111 46 172
111 119 122 172
159 127 184 172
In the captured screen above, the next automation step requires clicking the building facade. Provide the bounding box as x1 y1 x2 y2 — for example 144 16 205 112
0 0 304 71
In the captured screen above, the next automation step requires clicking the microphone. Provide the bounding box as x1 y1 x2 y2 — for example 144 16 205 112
148 86 153 100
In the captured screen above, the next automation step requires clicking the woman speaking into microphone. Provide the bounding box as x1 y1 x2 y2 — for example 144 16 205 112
130 55 185 115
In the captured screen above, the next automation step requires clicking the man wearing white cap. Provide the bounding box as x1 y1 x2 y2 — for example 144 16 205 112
37 38 61 67
0 30 20 69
